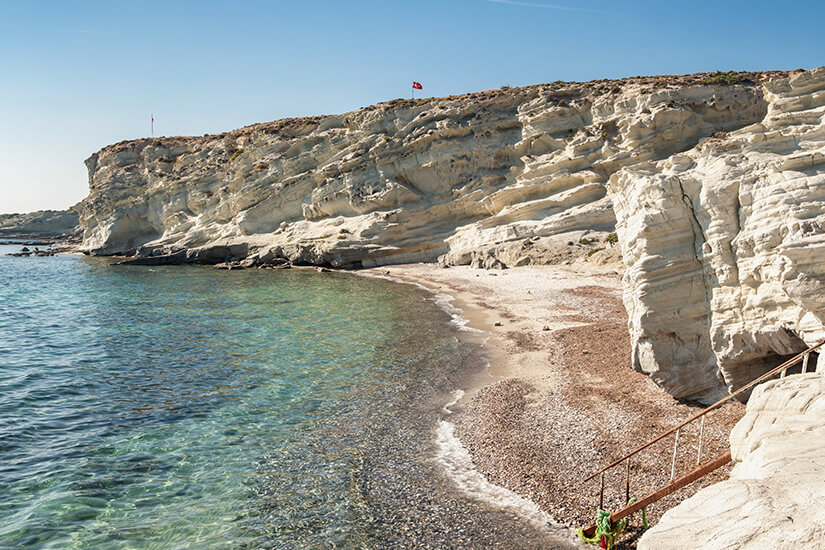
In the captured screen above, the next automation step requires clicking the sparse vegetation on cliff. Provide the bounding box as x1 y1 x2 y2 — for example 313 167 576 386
702 71 752 85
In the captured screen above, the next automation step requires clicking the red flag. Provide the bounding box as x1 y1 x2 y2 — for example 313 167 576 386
412 81 423 90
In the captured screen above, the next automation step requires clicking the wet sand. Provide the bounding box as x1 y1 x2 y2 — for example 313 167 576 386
363 263 744 547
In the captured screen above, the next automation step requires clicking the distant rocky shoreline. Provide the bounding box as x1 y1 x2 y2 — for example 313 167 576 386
0 209 80 242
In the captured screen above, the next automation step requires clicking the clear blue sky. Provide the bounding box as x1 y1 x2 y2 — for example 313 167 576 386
1 0 822 214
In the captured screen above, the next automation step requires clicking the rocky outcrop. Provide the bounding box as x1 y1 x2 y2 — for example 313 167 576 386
78 72 778 274
638 372 825 549
0 209 79 240
77 68 825 400
609 67 825 400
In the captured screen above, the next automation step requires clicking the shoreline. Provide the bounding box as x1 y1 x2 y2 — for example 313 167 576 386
362 262 745 546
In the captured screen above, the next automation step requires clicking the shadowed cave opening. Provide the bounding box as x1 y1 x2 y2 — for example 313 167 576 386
728 331 819 401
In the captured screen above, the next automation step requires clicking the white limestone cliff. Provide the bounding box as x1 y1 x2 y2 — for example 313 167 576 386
78 73 772 273
638 373 825 549
609 67 825 400
77 68 825 401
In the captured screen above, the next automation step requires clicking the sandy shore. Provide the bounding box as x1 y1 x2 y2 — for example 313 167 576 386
362 262 744 547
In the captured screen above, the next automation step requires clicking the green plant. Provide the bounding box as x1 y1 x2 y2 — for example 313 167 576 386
229 149 244 162
703 71 749 85
338 228 351 234
605 232 618 245
500 84 512 90
579 237 592 245
587 247 605 257
577 500 648 549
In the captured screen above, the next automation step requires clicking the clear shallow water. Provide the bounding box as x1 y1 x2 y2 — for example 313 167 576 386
0 247 566 549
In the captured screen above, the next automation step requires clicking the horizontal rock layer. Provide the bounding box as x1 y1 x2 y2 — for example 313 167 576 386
78 73 775 272
78 68 825 401
609 67 825 399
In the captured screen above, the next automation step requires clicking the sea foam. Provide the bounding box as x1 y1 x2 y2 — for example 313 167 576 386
433 419 558 531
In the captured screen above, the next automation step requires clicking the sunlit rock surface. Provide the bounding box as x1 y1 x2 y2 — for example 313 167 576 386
78 72 774 272
609 67 825 400
0 209 79 240
78 68 825 400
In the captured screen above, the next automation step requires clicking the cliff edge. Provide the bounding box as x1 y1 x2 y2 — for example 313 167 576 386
77 68 825 402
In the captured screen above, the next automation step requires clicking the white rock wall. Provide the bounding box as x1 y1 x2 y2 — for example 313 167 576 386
609 67 825 400
79 69 825 400
78 78 769 275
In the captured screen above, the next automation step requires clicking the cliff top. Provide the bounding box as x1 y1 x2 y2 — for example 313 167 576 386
100 69 797 154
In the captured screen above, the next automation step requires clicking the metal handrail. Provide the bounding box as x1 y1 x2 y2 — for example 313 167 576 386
583 339 824 484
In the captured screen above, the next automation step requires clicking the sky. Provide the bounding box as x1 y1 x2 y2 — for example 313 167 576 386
1 0 823 214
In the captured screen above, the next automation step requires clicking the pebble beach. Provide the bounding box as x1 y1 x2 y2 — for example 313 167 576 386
364 263 745 545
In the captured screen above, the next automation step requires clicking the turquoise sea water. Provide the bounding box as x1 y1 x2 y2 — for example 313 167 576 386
0 247 567 549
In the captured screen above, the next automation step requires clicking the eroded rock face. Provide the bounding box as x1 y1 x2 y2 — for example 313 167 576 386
77 74 773 274
638 373 825 549
609 67 825 400
78 68 825 400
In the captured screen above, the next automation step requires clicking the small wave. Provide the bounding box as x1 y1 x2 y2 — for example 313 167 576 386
442 389 465 414
433 419 557 530
431 293 483 333
357 271 483 333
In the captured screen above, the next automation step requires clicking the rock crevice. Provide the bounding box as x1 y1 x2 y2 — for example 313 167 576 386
609 67 825 400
